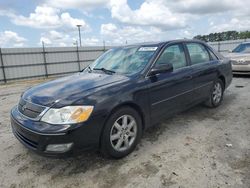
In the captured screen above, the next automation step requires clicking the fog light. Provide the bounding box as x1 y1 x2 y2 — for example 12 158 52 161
46 143 73 152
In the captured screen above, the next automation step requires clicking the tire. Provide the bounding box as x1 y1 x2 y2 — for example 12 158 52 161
100 106 142 159
205 79 224 108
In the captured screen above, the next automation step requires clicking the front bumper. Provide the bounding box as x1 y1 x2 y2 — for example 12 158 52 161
11 106 105 157
232 64 250 74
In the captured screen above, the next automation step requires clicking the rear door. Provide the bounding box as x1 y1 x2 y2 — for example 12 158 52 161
184 42 219 104
147 43 194 123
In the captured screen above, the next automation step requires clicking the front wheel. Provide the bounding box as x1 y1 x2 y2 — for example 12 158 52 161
205 79 224 108
100 107 142 158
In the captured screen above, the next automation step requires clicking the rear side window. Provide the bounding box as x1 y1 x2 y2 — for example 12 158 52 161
155 44 187 70
186 43 210 65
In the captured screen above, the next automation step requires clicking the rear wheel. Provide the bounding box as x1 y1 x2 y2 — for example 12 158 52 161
205 79 224 108
100 107 142 158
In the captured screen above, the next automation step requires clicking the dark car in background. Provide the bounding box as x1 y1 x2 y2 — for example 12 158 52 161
226 42 250 74
11 40 232 158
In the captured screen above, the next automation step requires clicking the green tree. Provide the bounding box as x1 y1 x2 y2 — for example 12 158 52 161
193 30 250 42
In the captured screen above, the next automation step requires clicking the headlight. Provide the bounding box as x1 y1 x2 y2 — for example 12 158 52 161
41 106 94 124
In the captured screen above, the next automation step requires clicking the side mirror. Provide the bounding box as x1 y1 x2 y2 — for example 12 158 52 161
149 63 173 76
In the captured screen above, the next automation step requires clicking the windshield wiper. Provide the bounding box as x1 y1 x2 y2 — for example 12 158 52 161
93 68 116 74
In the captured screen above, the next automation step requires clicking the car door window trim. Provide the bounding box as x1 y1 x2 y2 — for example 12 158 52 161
184 42 220 66
186 42 211 65
145 42 188 78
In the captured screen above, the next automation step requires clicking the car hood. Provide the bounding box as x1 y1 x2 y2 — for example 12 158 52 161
22 72 129 107
225 52 250 60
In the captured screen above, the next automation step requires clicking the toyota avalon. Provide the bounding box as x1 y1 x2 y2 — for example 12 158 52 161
11 40 232 158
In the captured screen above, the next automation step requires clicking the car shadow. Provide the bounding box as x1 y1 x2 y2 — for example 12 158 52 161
233 74 250 78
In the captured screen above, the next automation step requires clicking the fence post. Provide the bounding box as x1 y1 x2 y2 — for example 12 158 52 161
103 40 106 52
42 42 48 78
0 48 7 83
218 41 221 52
76 41 81 71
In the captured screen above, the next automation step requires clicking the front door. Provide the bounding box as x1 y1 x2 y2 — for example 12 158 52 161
147 43 193 124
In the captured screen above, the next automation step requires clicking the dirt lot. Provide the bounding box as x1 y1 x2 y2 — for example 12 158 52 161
0 77 249 188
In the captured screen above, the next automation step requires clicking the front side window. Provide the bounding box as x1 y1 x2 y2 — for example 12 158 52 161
186 43 210 65
155 44 187 70
89 46 157 75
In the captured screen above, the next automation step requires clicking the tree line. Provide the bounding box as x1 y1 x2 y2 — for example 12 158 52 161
193 31 250 42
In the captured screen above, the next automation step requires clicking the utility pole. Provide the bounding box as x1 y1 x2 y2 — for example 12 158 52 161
42 41 48 78
76 25 82 47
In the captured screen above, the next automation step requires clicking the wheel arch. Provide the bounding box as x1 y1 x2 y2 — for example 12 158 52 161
98 101 146 148
218 74 226 90
109 102 145 130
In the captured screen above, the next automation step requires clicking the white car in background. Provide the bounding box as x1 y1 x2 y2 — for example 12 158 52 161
226 42 250 75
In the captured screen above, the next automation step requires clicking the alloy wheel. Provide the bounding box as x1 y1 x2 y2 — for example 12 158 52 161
212 82 222 104
110 115 137 152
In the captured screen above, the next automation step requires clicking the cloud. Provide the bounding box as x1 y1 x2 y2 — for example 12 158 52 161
83 37 101 46
168 0 239 14
40 30 101 46
40 30 75 46
107 0 250 34
108 0 188 31
2 0 250 47
100 23 199 45
101 23 170 45
0 31 27 47
46 0 249 17
0 9 16 17
210 18 250 33
100 23 117 35
47 0 109 10
3 5 89 30
60 12 87 28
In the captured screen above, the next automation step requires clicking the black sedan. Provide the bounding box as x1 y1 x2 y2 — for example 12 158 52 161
11 40 232 158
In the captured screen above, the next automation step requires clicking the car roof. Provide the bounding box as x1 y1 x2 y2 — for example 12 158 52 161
124 39 206 47
112 39 223 59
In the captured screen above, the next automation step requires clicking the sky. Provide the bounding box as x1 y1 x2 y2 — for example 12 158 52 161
0 0 249 48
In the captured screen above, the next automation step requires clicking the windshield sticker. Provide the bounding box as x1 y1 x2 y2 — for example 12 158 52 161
138 47 158 51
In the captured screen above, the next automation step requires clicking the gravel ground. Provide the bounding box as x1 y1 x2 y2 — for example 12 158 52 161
0 77 249 188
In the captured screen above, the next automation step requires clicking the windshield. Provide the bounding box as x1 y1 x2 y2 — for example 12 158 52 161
88 46 158 75
232 43 250 53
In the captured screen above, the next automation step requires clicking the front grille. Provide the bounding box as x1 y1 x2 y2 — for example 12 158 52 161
18 98 46 119
14 129 38 149
233 60 250 65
